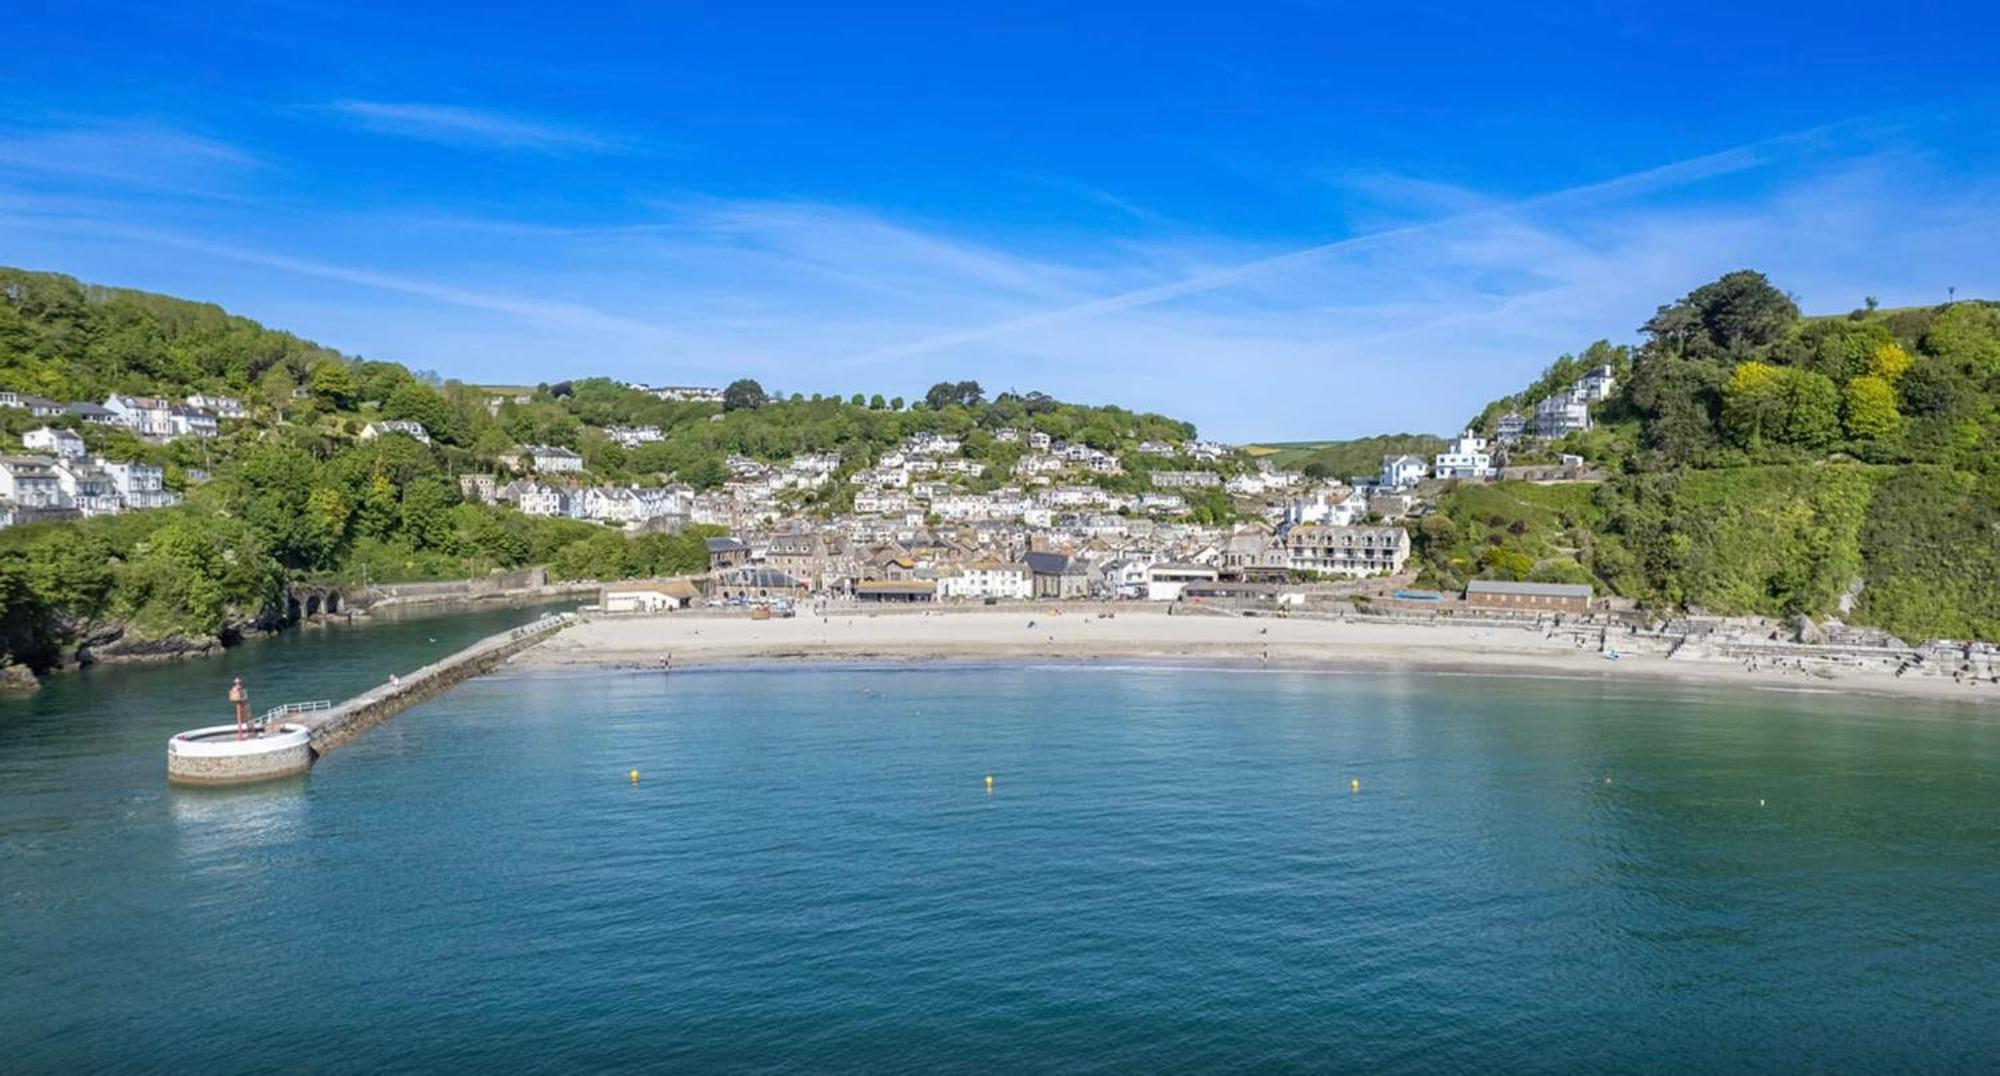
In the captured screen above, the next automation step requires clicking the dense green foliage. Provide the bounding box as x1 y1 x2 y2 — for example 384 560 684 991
1426 270 2000 642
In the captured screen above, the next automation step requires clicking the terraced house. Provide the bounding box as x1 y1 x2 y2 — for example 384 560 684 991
1281 523 1411 577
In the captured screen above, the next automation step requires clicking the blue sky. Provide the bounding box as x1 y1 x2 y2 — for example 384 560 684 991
2 2 1997 441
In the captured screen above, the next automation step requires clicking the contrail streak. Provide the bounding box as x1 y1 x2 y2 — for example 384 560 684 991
844 118 1868 367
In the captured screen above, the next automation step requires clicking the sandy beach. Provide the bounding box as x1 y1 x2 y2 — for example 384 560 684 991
521 606 1997 706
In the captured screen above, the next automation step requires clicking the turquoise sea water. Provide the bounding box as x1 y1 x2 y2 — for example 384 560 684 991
2 624 1997 1072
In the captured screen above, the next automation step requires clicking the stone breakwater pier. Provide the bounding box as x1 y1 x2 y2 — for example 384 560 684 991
167 613 574 784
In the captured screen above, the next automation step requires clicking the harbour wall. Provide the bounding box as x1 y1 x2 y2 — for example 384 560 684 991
167 724 314 785
303 612 575 755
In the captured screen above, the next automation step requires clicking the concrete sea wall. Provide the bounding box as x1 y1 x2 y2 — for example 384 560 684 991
303 613 575 755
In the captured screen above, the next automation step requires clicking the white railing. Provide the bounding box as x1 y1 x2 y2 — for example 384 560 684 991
262 699 332 722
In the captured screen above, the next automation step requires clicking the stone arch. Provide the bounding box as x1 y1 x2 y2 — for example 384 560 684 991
305 593 322 617
324 592 341 615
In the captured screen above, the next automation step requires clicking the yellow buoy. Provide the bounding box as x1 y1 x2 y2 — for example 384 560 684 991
1350 778 1360 792
630 769 640 783
984 774 995 790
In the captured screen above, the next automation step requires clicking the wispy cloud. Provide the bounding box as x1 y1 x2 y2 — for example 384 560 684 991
0 123 255 192
846 117 1872 367
326 100 618 153
2 107 1989 440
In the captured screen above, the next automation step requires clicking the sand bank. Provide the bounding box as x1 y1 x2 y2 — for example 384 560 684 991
519 606 1996 707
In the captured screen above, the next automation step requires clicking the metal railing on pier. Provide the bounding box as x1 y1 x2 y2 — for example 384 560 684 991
260 700 332 723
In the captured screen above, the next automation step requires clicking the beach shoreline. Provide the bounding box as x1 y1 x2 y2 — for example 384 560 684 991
520 606 1998 707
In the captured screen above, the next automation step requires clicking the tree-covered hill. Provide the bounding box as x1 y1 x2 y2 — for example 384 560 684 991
0 267 1210 678
1416 271 2000 643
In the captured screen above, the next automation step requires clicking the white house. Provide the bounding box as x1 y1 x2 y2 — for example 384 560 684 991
1532 393 1591 439
0 456 67 508
1578 364 1616 401
601 579 698 613
648 385 724 403
904 432 962 457
360 420 432 445
1380 454 1428 489
518 484 577 518
606 425 663 448
23 426 85 459
1012 454 1064 478
1100 558 1153 599
102 394 177 438
172 406 219 439
1151 470 1222 489
99 459 178 509
1 393 67 418
1145 561 1220 602
54 459 121 516
939 560 1032 601
1283 487 1365 527
1433 431 1495 480
503 444 584 473
185 393 249 419
583 487 648 525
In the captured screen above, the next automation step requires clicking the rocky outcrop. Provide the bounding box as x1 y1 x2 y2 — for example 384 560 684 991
0 662 38 694
61 603 290 668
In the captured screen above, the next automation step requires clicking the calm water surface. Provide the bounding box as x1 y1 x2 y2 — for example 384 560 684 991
2 620 1996 1073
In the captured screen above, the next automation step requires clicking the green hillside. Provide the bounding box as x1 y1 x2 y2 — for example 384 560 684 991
1415 271 2000 642
0 267 1209 677
1249 434 1449 479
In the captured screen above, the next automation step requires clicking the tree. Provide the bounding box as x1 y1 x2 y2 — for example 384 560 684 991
309 361 357 409
1868 343 1914 384
849 393 865 407
1631 355 1723 464
723 379 767 411
890 396 904 411
1921 303 2000 379
681 455 728 489
1644 270 1798 361
923 381 986 410
1777 368 1840 449
399 478 459 551
1842 375 1902 439
869 394 886 410
1720 363 1836 451
383 382 453 442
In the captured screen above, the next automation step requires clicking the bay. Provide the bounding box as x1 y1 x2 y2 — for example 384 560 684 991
2 621 1996 1073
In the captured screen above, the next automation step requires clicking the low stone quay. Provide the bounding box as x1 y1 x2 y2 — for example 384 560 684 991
302 612 575 754
166 612 575 783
